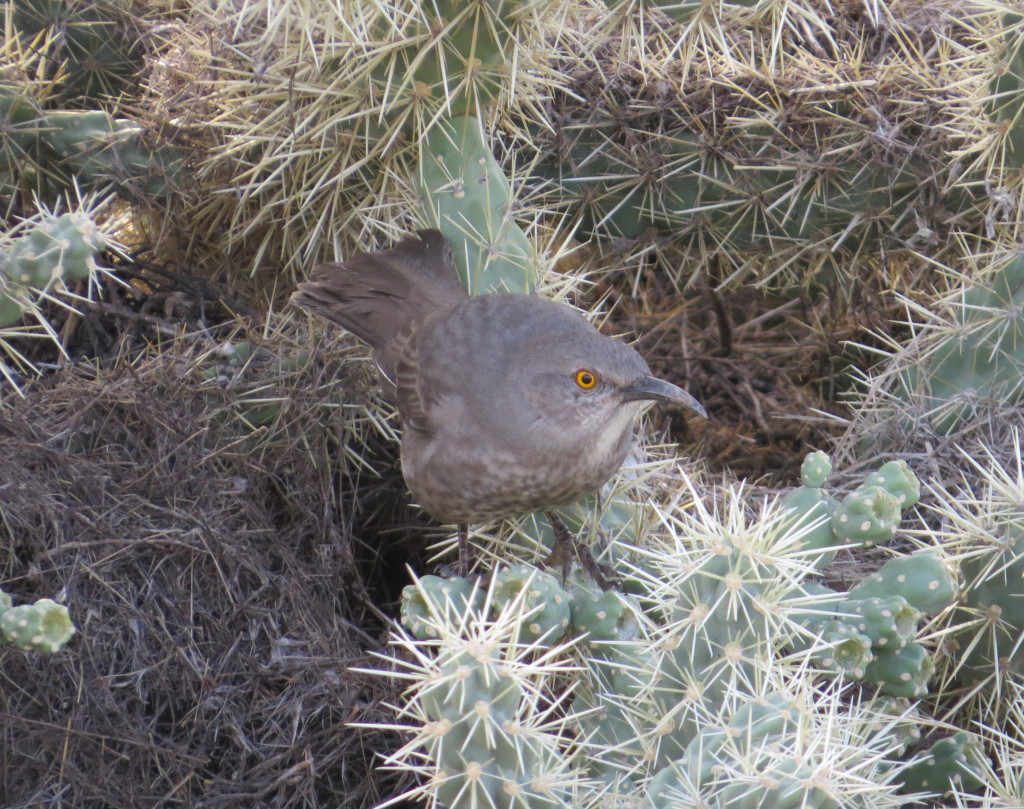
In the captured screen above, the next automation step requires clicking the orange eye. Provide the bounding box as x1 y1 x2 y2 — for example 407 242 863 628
575 369 598 389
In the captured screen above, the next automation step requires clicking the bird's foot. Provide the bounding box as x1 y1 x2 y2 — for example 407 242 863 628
575 544 617 592
543 511 617 591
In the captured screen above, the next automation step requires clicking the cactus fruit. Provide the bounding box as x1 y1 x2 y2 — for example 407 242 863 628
0 597 75 653
864 642 935 699
788 551 955 696
807 619 874 678
800 451 833 488
843 596 921 650
848 552 958 617
777 451 920 568
830 486 902 548
863 461 921 510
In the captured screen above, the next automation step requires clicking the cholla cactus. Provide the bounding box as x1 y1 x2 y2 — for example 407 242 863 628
644 677 915 809
842 247 1024 448
360 569 588 809
179 0 575 278
10 0 144 103
361 461 992 806
512 0 1020 295
0 195 125 385
927 433 1024 723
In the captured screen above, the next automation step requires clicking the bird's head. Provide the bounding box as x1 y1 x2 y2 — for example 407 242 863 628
499 330 706 457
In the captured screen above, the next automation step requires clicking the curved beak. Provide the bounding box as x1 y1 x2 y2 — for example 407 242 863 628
622 375 708 419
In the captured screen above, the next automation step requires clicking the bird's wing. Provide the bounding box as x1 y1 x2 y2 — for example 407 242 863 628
392 321 430 432
291 230 469 381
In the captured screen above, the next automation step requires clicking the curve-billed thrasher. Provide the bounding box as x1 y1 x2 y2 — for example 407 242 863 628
292 229 705 585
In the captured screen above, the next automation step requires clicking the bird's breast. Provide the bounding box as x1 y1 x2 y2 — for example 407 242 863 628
400 405 639 525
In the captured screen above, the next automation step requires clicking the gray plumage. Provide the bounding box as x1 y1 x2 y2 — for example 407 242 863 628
292 229 705 528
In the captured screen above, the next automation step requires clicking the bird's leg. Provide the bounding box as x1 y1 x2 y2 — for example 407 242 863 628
457 523 473 576
543 511 614 591
543 511 574 583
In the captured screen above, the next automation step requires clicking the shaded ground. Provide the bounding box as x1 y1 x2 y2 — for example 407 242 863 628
0 272 427 806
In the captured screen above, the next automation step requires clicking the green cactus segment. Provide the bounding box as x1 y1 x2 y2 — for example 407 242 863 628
419 114 534 295
0 588 12 614
0 598 76 653
716 764 840 809
727 692 798 741
955 521 1024 685
831 485 901 547
518 483 643 580
3 212 107 289
491 565 570 646
650 695 799 800
864 642 934 698
566 575 639 647
0 86 187 199
0 209 112 327
842 596 920 650
800 450 833 488
848 552 958 616
386 466 938 808
12 0 143 102
401 574 482 641
898 251 1024 434
419 652 565 809
398 572 578 809
0 285 26 328
369 0 512 121
43 110 186 198
897 732 988 799
647 694 862 809
777 484 840 569
866 696 922 755
529 81 960 292
0 85 42 184
419 650 523 723
989 13 1024 166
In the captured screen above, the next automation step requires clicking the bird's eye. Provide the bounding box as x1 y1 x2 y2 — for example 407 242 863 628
575 369 598 389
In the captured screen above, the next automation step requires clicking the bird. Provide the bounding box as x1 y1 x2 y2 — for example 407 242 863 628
291 229 706 587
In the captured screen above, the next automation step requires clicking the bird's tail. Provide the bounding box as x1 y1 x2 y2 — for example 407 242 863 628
291 229 469 367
